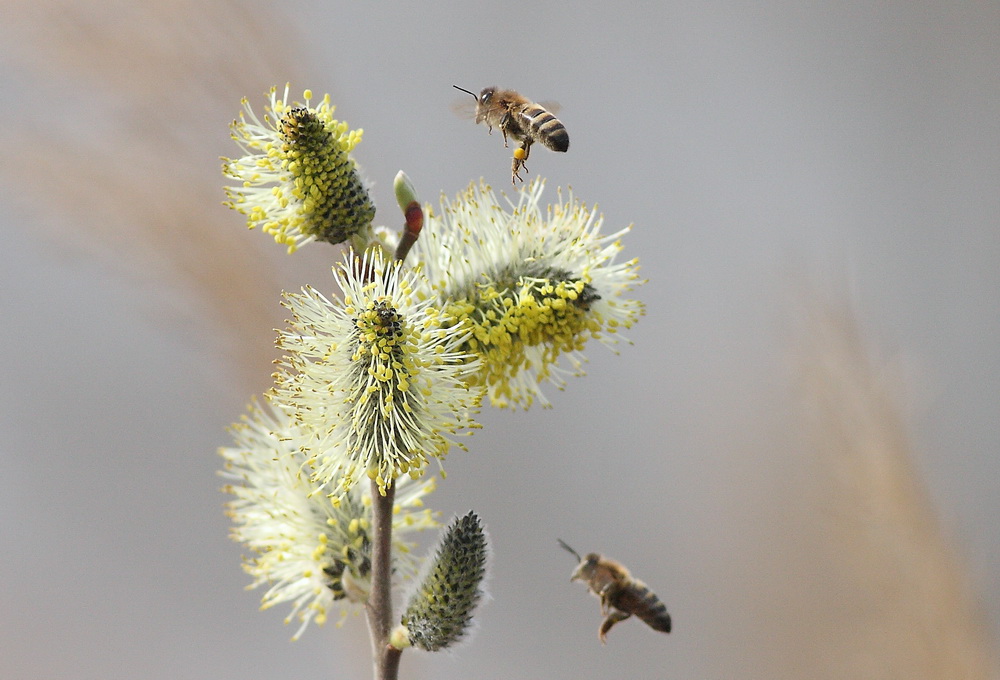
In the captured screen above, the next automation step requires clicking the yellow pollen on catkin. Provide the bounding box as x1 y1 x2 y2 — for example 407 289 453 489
448 277 595 400
223 86 375 251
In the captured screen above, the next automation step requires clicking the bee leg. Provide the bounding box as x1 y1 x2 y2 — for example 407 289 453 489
510 140 532 184
499 112 511 147
598 610 632 644
598 593 612 616
511 153 527 183
511 158 524 183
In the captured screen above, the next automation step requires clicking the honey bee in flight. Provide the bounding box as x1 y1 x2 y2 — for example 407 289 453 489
453 85 569 184
558 539 672 644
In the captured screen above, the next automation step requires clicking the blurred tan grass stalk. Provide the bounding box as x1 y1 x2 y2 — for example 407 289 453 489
0 0 324 390
794 293 996 679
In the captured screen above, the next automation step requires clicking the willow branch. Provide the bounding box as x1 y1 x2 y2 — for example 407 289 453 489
366 478 398 680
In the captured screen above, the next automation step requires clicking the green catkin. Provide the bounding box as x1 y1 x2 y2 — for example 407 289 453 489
401 511 488 651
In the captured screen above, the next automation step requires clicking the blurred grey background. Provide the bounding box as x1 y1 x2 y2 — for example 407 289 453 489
1 1 997 678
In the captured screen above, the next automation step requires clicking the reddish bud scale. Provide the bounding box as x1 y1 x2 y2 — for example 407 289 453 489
404 202 424 236
394 201 424 262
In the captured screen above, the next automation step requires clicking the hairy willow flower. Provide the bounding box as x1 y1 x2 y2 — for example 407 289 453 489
271 249 482 496
219 400 438 640
222 84 376 253
402 179 644 408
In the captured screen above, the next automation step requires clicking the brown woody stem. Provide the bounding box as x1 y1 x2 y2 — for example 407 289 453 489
366 478 399 680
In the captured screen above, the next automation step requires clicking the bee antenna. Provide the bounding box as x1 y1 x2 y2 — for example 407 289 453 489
453 85 478 99
557 539 582 562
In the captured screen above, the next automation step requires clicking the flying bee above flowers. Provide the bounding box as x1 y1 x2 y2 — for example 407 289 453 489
453 85 569 184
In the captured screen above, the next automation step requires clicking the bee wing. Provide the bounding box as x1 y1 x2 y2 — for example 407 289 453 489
536 100 561 115
451 97 478 120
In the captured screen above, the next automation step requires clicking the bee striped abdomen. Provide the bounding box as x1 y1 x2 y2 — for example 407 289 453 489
610 580 672 634
522 105 569 152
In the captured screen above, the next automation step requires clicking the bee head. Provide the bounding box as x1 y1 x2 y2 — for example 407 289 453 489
569 554 602 582
477 87 496 105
